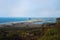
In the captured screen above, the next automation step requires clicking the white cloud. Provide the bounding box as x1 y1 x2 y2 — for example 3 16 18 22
9 0 31 17
7 0 60 17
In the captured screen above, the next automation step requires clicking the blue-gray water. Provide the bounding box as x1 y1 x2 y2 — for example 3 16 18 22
0 17 56 24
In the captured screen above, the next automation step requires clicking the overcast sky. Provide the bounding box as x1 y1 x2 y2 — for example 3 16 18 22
0 0 60 17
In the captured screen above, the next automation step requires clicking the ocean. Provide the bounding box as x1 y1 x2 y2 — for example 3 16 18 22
0 17 56 24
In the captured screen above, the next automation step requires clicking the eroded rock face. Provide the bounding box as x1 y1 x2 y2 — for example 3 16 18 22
42 23 56 27
56 23 60 27
56 18 60 27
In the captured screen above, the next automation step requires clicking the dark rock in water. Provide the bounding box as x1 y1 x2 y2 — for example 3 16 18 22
29 18 31 20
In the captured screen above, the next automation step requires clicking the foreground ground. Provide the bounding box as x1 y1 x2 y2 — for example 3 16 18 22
0 26 60 40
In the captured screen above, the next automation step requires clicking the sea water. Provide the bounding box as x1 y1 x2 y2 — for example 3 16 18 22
0 17 56 24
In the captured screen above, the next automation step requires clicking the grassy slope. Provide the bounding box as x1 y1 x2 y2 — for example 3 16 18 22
40 27 60 40
0 26 60 40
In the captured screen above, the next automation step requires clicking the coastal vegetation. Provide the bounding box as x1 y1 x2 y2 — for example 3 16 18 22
0 18 60 40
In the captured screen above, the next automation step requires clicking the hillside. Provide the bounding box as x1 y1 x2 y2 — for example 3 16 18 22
0 26 60 40
40 27 60 40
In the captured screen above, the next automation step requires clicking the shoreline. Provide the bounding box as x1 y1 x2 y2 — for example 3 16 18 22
0 19 56 28
0 19 43 24
0 20 43 27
